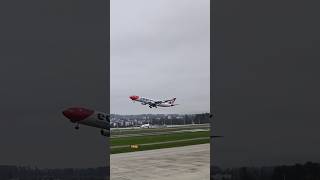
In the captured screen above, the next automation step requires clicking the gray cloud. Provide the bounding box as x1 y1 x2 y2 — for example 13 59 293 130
111 0 210 115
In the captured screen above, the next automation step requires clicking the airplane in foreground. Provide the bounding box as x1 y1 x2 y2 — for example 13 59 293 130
62 107 110 137
129 95 178 108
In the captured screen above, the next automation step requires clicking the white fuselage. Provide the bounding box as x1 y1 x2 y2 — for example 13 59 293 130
62 107 110 136
79 111 109 129
130 96 176 108
157 103 175 107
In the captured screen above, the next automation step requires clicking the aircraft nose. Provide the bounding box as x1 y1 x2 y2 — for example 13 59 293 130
129 95 139 100
62 107 94 123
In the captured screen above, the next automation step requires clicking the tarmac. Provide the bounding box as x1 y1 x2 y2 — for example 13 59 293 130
110 143 210 180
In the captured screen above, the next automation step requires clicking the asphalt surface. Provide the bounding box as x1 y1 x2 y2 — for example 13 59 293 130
110 143 210 180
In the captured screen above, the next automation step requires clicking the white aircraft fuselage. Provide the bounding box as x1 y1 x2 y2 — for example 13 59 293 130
62 107 110 136
129 95 178 108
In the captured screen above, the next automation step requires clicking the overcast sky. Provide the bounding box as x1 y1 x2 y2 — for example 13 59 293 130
111 0 210 115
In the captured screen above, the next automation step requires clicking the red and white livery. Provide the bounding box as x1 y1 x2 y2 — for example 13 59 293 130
62 107 109 136
129 95 178 108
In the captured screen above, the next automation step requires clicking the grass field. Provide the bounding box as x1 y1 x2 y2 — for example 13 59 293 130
111 130 210 154
111 124 209 136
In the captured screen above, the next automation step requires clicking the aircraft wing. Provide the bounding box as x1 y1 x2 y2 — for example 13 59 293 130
143 100 162 107
142 101 157 106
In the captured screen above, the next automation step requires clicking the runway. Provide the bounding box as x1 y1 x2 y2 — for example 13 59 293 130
110 143 210 180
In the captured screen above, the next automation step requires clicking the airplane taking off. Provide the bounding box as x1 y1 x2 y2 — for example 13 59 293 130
62 107 109 137
129 95 178 108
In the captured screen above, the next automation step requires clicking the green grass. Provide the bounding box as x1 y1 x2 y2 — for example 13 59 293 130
111 138 209 154
111 124 209 135
111 131 210 154
111 124 210 136
111 131 209 146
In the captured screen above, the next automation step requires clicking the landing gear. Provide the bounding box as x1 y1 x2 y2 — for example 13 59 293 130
149 105 157 108
75 123 79 130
